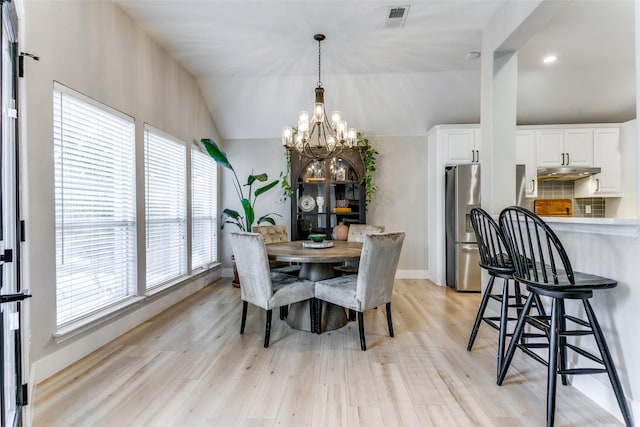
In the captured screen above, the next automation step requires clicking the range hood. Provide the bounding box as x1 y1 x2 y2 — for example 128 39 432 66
537 166 601 181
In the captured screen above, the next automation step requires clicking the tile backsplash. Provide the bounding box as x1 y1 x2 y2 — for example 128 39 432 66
521 180 605 218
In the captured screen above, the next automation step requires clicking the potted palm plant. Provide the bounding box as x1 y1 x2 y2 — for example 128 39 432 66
201 138 280 286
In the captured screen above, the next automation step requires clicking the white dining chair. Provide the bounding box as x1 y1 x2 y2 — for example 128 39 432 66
315 231 405 350
229 232 315 347
334 224 385 275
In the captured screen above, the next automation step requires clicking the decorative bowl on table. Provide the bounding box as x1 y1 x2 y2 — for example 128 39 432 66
308 233 326 242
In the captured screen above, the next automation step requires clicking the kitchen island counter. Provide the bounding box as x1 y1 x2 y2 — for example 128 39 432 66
539 216 640 237
527 215 640 422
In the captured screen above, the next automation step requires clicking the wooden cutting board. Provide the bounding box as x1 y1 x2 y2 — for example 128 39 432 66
534 199 572 217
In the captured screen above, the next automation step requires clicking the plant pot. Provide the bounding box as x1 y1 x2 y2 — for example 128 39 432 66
232 255 240 288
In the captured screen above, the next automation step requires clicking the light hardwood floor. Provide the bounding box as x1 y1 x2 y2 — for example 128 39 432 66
32 279 623 426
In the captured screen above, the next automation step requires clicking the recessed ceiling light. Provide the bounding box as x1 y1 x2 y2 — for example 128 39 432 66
543 55 557 64
465 51 481 60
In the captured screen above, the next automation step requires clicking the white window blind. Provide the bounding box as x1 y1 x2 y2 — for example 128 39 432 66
53 84 137 327
191 148 217 269
144 126 187 289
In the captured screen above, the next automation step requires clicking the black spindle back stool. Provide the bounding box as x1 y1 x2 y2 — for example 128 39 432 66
467 208 547 380
498 206 633 427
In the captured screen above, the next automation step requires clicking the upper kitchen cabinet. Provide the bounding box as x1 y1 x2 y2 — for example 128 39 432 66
536 128 594 167
515 130 537 197
442 127 481 164
575 128 622 197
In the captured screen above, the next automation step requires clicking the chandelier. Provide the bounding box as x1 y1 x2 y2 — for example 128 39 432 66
282 34 357 160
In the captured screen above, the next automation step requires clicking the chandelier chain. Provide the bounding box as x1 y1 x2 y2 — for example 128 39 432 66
317 37 322 87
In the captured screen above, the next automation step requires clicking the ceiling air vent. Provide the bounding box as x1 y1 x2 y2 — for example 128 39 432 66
384 5 410 29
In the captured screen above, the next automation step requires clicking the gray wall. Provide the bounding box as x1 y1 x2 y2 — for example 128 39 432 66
218 135 429 278
21 0 221 382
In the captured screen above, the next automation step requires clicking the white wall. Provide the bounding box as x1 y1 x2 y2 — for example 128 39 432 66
217 138 291 276
607 119 639 218
365 135 428 277
20 0 221 383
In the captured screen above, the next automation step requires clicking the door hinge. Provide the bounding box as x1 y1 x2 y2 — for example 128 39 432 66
0 248 13 263
20 220 26 242
18 383 28 406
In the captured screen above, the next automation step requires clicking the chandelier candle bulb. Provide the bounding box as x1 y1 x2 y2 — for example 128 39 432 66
331 111 341 125
337 120 347 140
314 103 324 122
282 127 292 146
347 128 357 146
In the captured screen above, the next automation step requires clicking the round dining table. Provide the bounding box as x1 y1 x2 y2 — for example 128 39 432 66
265 240 363 332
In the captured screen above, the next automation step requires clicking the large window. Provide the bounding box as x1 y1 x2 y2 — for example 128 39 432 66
191 147 217 269
144 126 187 289
53 84 137 327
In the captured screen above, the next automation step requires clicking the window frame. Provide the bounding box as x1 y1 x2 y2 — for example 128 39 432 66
191 145 218 270
143 124 188 290
53 82 138 328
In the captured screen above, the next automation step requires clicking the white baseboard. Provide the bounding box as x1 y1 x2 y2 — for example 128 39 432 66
572 373 638 424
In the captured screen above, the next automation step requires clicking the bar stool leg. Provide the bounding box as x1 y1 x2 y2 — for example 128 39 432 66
497 277 510 378
498 292 536 385
546 298 560 427
583 300 634 427
467 275 497 351
558 299 569 386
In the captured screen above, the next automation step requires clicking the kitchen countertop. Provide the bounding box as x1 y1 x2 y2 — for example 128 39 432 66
538 216 640 237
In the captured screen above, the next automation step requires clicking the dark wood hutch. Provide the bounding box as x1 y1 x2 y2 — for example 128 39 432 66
288 148 367 241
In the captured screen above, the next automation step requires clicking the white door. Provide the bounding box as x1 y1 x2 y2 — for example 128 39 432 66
0 4 29 426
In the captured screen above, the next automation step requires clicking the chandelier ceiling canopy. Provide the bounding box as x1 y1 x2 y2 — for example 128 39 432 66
282 34 357 160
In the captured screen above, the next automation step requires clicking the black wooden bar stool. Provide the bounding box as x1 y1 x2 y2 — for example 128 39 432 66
467 208 547 380
498 206 633 427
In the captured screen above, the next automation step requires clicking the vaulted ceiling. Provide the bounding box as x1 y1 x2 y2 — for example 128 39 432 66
113 0 636 140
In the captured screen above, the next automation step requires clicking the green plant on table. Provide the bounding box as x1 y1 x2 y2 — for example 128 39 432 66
202 138 280 231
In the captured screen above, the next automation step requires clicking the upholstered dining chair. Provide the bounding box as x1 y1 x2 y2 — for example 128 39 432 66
315 231 405 350
334 224 385 275
252 225 301 275
229 232 315 348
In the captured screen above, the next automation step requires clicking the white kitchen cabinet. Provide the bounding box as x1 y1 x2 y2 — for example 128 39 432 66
575 128 622 197
564 129 594 166
536 128 593 167
445 128 480 164
515 130 537 197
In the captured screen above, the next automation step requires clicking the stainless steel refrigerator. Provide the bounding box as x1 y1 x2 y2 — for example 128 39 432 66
445 164 481 292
